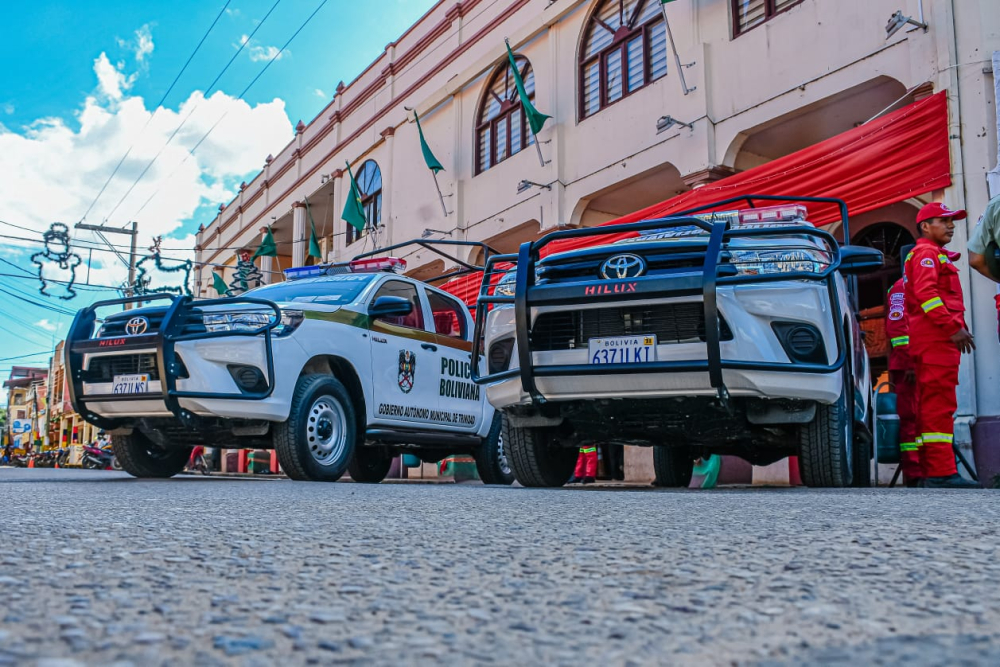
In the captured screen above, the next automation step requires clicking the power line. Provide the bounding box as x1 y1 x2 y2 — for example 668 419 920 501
0 351 53 363
103 0 284 224
78 1 234 225
132 0 332 220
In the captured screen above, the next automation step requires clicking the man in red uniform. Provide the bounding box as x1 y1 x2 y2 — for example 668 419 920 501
885 276 922 486
567 445 597 484
904 202 979 488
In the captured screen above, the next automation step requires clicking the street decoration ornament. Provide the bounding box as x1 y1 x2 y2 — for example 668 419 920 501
397 350 416 394
133 236 193 297
32 222 81 300
226 248 265 296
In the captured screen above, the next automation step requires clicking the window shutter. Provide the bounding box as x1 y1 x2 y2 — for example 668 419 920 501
735 0 767 33
626 37 645 92
649 21 668 80
606 49 624 104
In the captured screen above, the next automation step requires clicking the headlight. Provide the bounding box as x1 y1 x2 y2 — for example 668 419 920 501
729 249 830 276
274 310 304 337
204 311 275 333
494 271 517 297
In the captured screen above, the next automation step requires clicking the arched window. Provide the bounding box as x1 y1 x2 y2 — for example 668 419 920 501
580 0 668 119
348 159 382 245
475 56 536 175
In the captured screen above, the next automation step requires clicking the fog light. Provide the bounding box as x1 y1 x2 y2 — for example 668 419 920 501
488 338 515 374
771 322 825 364
227 365 268 393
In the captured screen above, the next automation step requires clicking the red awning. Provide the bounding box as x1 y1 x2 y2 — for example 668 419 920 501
442 91 951 305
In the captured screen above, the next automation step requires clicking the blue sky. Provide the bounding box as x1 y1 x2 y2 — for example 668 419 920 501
0 0 437 393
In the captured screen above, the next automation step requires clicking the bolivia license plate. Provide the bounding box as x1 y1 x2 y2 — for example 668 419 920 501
112 374 149 395
588 335 657 364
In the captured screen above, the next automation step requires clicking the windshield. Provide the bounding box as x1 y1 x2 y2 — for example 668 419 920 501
246 274 375 305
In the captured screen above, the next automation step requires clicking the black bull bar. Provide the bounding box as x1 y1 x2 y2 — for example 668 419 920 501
65 293 281 429
471 201 851 406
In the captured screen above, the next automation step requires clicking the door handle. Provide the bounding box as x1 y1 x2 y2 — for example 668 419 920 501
421 343 438 352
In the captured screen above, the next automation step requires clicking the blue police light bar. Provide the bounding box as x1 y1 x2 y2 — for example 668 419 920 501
283 265 328 281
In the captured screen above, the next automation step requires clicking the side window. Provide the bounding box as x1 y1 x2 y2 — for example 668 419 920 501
427 290 467 340
370 280 424 330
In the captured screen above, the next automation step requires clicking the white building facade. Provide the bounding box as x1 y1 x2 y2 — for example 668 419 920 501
195 0 1000 475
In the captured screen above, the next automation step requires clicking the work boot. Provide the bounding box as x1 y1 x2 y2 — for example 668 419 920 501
566 476 582 485
581 476 596 485
922 473 980 489
904 478 924 488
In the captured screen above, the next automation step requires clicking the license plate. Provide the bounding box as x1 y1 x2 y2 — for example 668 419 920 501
112 374 149 395
588 335 657 364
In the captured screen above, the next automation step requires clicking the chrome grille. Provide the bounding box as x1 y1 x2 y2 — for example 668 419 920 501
530 303 733 352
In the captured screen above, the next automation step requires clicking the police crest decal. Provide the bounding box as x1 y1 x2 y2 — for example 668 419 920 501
397 350 416 393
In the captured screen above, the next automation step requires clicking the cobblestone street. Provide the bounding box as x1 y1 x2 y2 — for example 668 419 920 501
0 469 998 666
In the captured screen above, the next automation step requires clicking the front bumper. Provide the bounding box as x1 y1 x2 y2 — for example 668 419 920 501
66 294 291 428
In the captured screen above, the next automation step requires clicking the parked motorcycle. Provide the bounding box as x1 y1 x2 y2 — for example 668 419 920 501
81 444 114 470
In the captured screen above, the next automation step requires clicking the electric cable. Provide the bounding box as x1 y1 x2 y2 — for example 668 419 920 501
78 1 233 225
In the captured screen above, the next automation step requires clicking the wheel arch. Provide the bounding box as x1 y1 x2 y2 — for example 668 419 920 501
299 355 367 441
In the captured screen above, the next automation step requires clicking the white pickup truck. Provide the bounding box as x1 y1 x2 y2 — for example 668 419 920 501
472 196 883 488
65 247 512 484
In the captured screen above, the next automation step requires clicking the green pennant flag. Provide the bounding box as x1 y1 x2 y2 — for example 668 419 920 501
211 271 228 295
303 196 323 260
414 111 444 173
252 226 277 260
660 0 676 3
341 161 367 232
505 40 551 136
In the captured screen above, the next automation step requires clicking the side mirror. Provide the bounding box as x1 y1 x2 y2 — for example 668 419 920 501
369 295 413 318
839 245 883 275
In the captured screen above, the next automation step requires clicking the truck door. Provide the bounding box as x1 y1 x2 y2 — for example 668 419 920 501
425 288 484 433
367 280 439 427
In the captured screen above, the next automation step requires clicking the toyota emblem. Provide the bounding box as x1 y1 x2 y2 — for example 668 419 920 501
125 317 149 336
600 254 646 280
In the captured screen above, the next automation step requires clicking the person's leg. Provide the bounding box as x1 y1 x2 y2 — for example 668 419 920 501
569 448 586 483
582 446 598 482
889 370 922 484
915 360 959 480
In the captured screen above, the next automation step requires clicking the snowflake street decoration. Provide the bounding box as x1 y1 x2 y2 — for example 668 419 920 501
32 223 82 300
133 236 193 297
226 248 264 296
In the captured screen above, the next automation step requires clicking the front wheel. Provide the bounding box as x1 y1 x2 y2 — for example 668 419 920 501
474 413 515 485
348 446 393 483
504 419 576 488
274 374 357 482
798 384 853 488
111 432 191 479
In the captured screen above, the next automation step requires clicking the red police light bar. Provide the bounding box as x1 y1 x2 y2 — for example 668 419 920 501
349 257 407 273
737 204 809 225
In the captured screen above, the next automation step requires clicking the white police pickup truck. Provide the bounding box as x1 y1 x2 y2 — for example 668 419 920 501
65 246 512 484
472 196 883 488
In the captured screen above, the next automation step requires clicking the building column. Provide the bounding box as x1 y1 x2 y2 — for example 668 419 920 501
258 227 274 284
292 202 307 268
330 169 344 261
380 127 396 247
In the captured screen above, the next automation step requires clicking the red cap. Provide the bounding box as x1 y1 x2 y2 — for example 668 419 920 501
916 202 967 224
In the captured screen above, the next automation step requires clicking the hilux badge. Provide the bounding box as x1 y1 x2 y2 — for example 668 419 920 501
125 317 149 336
600 254 646 280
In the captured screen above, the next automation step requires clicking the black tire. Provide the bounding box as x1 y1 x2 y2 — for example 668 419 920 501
851 430 873 488
799 383 853 488
652 447 694 488
504 418 576 488
111 431 191 479
348 446 393 483
274 374 357 482
474 413 515 485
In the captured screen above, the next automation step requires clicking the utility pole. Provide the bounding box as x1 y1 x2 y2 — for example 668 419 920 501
75 221 140 307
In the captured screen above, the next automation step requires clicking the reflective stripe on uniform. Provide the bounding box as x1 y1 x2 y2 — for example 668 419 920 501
899 441 919 452
921 432 953 444
938 254 950 264
921 297 944 312
890 336 909 347
579 447 597 454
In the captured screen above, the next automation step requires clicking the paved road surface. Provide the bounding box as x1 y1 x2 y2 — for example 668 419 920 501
0 468 998 666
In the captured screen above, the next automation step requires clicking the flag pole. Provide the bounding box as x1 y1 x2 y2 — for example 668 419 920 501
532 130 546 167
660 3 695 96
431 170 449 218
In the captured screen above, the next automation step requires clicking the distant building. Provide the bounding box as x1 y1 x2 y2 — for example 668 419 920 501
4 366 48 452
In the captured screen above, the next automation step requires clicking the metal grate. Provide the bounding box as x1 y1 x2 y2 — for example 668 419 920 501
530 303 733 352
86 354 160 382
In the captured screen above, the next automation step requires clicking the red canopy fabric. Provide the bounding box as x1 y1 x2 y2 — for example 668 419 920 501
442 91 951 305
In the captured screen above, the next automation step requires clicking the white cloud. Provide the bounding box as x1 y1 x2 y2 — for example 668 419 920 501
116 24 155 65
238 34 287 63
0 49 294 291
314 88 326 99
35 319 59 332
1 103 13 115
